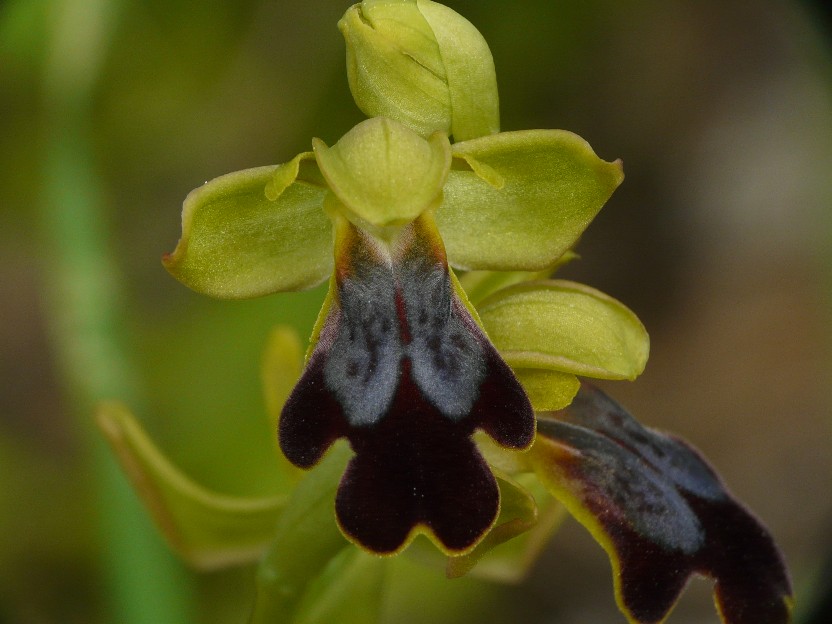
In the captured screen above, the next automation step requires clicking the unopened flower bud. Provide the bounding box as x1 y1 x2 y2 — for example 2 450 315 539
339 0 499 141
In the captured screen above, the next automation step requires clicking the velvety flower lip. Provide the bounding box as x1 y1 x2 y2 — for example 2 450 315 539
530 383 793 624
155 115 637 559
156 120 639 548
279 212 535 554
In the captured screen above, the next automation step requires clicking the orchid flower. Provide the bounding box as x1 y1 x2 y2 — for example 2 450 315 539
98 2 792 622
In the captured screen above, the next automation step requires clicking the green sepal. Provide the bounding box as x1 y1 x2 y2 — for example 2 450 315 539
439 130 623 271
163 158 332 299
314 117 451 233
251 443 352 623
292 547 386 624
96 402 286 570
477 279 649 380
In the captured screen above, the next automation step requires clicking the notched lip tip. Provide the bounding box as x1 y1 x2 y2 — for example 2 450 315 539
341 522 490 559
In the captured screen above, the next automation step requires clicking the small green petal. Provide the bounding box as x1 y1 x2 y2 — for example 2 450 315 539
438 130 623 271
314 117 451 232
449 265 486 328
96 402 286 570
293 547 386 624
305 274 338 362
164 159 331 299
514 368 581 412
415 0 500 141
264 151 322 200
477 280 649 380
459 251 579 308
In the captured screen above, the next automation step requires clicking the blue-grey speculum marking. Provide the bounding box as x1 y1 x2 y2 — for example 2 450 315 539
323 235 485 427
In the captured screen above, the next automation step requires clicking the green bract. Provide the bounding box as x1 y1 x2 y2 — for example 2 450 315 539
340 0 499 141
96 402 287 570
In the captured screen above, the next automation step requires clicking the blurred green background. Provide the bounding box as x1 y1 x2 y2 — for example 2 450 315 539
1 0 831 622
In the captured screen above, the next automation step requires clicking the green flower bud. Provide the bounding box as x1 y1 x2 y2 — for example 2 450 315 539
339 0 499 141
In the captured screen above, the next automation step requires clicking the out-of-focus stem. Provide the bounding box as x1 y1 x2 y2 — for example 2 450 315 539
38 0 194 621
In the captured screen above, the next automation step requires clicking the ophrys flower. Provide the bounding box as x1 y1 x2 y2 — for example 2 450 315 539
162 115 629 555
